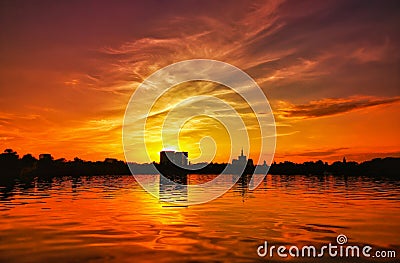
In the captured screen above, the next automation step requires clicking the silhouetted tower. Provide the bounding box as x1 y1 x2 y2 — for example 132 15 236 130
238 148 246 164
343 156 346 164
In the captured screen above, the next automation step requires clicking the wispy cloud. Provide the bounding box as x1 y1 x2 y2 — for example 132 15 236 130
283 147 349 157
275 96 400 119
1 0 399 161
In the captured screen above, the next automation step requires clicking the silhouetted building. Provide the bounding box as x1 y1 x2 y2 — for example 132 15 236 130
160 151 188 166
232 148 253 167
175 151 188 166
232 148 247 167
230 149 255 175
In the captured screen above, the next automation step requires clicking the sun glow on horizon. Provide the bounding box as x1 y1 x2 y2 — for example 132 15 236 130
0 1 399 164
123 80 265 164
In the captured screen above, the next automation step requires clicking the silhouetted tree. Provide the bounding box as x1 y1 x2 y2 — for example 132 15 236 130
0 149 20 181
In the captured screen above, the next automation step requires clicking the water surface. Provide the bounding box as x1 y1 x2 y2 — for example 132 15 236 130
0 174 399 262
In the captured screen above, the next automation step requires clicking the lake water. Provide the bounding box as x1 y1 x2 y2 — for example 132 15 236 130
0 174 399 262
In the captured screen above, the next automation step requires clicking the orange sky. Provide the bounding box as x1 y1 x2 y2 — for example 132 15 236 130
0 0 399 163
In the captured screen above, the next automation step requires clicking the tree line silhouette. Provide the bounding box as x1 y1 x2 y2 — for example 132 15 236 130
268 158 398 177
0 149 398 184
0 149 129 183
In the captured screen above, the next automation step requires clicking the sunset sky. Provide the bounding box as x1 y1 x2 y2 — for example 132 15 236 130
0 0 399 163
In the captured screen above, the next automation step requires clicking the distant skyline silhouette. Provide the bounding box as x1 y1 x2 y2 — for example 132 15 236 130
1 148 398 183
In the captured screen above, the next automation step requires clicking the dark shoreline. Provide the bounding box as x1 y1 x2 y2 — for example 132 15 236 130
1 149 399 184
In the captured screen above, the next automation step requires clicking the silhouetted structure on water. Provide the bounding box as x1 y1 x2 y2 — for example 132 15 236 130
157 150 190 177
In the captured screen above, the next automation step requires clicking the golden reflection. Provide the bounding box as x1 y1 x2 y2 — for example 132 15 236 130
1 175 400 261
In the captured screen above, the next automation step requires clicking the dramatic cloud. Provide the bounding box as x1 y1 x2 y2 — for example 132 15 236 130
276 96 400 119
0 0 399 161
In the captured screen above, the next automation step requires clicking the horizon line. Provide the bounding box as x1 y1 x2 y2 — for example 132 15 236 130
1 148 399 165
